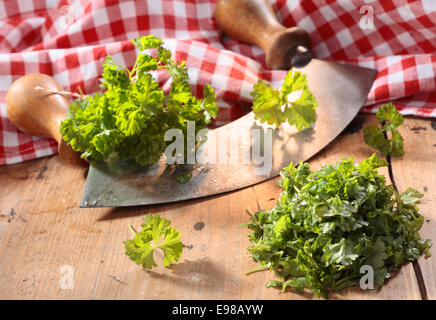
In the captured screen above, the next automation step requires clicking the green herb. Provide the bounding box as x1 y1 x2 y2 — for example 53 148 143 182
124 214 184 270
174 172 192 183
250 70 318 130
60 35 218 166
364 103 404 157
246 154 431 297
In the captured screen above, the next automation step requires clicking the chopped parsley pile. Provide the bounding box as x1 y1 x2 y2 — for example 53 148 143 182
246 154 431 297
60 35 218 166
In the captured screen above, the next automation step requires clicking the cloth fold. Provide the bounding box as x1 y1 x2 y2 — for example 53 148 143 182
1 0 435 165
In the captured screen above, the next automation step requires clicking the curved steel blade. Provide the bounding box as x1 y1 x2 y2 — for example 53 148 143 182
81 59 376 207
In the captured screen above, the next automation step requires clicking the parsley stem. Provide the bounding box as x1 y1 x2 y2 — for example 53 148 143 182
245 265 268 275
332 274 359 290
246 207 254 217
128 60 138 79
128 224 138 236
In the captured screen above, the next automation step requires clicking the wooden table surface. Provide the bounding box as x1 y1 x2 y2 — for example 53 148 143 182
0 114 435 300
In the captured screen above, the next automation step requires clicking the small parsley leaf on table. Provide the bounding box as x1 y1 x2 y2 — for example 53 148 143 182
124 214 184 270
364 102 405 157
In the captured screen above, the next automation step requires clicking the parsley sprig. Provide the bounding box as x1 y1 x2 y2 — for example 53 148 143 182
60 35 218 166
250 70 318 130
364 103 404 157
124 214 184 270
246 154 431 297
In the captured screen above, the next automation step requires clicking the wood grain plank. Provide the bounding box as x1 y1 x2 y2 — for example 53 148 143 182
390 117 436 299
0 114 423 299
0 156 111 299
91 187 310 300
0 157 49 245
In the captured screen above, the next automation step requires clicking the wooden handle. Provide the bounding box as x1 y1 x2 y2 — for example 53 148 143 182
215 0 312 69
5 73 85 166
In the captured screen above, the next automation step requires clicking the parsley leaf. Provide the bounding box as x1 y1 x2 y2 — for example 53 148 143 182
124 214 184 270
364 103 405 157
250 70 318 130
174 172 192 183
60 35 218 166
246 154 431 297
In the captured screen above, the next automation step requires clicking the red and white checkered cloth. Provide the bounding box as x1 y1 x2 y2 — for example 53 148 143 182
1 0 436 165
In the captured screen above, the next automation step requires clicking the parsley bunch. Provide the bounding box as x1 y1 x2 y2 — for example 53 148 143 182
60 35 218 166
364 103 404 157
124 214 184 270
250 70 318 130
247 154 431 297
